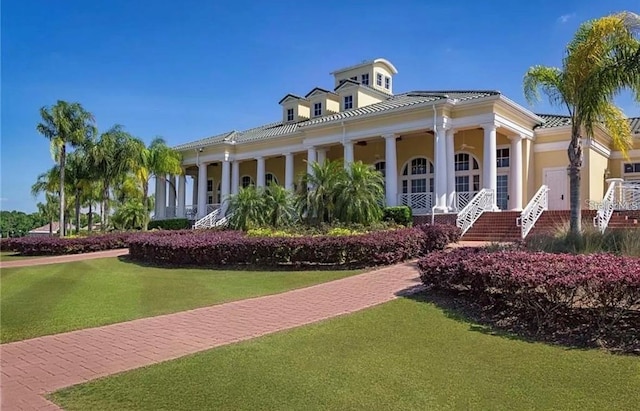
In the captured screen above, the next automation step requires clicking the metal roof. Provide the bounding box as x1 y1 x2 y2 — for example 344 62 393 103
536 114 640 135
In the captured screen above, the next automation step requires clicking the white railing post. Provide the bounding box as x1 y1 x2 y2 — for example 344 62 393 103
594 179 623 233
517 185 549 239
455 189 495 236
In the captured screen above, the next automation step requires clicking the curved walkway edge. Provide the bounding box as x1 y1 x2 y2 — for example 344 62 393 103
0 261 422 410
0 249 129 269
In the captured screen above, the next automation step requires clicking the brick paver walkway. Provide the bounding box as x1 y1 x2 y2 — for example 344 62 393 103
0 249 129 269
0 261 421 410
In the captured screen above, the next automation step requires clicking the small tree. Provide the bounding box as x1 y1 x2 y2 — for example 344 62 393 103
296 160 344 225
335 161 384 225
264 183 297 228
226 186 267 230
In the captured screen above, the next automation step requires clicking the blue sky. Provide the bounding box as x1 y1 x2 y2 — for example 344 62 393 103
2 0 638 212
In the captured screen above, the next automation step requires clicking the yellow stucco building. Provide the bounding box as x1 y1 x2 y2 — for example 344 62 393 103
154 58 640 233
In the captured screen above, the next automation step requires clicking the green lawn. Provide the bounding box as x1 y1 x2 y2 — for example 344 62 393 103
52 297 640 411
0 258 362 343
0 251 38 262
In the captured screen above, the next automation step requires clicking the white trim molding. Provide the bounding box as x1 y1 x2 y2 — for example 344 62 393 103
611 149 640 159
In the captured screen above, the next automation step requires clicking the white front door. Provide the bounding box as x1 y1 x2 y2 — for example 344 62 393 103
544 168 569 210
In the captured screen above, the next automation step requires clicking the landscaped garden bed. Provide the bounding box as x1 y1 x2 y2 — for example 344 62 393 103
1 232 134 256
418 248 640 354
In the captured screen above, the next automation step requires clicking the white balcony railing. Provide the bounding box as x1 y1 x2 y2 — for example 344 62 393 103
398 192 433 215
456 189 495 236
593 179 640 233
456 191 478 210
517 185 549 239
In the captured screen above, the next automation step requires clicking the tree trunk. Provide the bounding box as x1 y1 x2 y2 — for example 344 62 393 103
59 145 66 238
568 129 583 235
88 203 93 232
75 190 81 235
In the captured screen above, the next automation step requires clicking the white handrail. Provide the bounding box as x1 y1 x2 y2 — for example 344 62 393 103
194 208 220 229
516 185 549 239
456 189 495 236
593 179 620 233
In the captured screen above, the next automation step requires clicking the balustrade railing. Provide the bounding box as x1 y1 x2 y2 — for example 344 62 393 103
456 189 495 236
456 191 478 210
398 193 433 215
516 185 548 239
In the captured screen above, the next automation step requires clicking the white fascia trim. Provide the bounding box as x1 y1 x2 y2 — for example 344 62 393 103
534 125 571 136
494 114 535 139
497 95 545 124
588 138 611 157
533 138 611 157
610 149 640 159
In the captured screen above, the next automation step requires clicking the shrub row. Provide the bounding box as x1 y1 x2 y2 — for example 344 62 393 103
128 224 459 269
148 218 192 231
418 248 640 351
1 232 134 256
417 224 461 251
382 206 413 226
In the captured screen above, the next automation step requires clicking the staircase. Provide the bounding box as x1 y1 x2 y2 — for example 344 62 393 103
460 211 522 242
459 209 640 242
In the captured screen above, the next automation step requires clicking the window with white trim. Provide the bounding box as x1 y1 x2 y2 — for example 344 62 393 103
344 95 353 110
376 73 383 86
241 176 254 188
286 108 294 122
624 163 640 174
361 73 369 85
207 179 213 193
313 102 322 117
374 161 386 178
454 153 481 209
400 158 435 212
216 182 221 203
265 173 278 186
497 148 510 168
385 76 391 89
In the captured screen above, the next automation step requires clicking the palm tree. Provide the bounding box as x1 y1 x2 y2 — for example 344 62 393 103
36 101 96 237
334 161 384 225
523 12 640 234
112 199 146 230
226 186 267 230
65 151 94 234
296 160 344 225
36 194 60 235
131 137 183 230
264 183 297 228
89 125 139 230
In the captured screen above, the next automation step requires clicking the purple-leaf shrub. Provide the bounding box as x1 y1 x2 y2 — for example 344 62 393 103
416 223 461 252
418 248 640 348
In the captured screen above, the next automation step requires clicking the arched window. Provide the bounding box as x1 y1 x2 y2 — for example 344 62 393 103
265 172 279 186
454 152 481 209
400 157 434 213
241 176 254 188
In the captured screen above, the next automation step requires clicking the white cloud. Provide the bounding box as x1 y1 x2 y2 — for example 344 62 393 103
558 13 576 24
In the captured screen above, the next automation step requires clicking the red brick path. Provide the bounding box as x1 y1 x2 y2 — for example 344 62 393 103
0 249 129 269
0 262 421 410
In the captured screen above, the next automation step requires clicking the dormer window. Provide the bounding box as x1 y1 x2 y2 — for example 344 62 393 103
376 73 383 86
286 108 294 122
313 102 322 117
361 73 369 85
344 95 353 110
385 76 391 89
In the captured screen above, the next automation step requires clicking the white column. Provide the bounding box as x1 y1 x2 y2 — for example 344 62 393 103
167 176 176 217
192 175 198 206
383 134 398 206
306 147 317 176
197 162 208 218
446 128 456 211
433 124 448 213
317 148 327 165
482 123 498 210
155 175 167 220
256 156 266 188
221 160 231 213
510 135 524 210
343 141 354 169
285 152 295 191
177 174 186 218
231 160 240 195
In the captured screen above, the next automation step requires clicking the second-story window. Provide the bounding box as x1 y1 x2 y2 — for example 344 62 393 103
314 102 322 117
497 148 510 168
344 95 353 110
286 108 294 122
361 73 369 85
385 76 391 89
376 73 383 86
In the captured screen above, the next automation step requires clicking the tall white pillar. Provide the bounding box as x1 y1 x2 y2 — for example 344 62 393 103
434 124 448 213
256 156 266 188
197 162 208 218
167 176 176 217
177 174 186 218
156 175 167 220
221 160 231 213
231 160 240 195
482 123 498 210
307 147 317 176
510 135 524 210
343 141 354 169
446 128 456 211
285 152 295 191
384 134 398 206
317 148 327 165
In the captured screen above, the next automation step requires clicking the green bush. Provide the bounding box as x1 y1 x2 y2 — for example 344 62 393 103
148 218 191 230
382 206 412 226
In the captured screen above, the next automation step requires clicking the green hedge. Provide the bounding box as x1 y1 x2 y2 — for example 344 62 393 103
148 218 191 230
382 206 412 226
